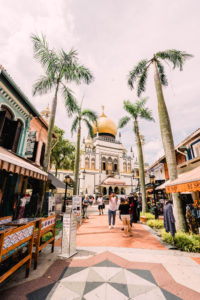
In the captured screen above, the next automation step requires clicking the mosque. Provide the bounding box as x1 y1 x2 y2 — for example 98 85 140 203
79 106 136 196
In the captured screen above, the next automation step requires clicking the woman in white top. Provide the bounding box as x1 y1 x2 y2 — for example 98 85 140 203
108 192 118 229
97 195 104 215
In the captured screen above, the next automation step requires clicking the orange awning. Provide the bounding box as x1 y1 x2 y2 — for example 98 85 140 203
166 165 200 193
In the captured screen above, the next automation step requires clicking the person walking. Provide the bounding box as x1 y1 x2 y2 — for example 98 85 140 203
119 198 132 237
97 194 104 215
108 192 118 230
82 195 89 219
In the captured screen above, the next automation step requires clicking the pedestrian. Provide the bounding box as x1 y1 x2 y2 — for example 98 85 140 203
82 195 89 219
108 192 118 230
164 200 176 242
97 194 104 215
119 198 132 237
153 201 159 219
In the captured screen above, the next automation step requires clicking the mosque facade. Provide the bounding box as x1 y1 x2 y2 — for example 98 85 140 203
79 107 136 196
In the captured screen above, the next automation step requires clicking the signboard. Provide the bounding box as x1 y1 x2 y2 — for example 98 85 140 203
61 213 77 258
25 131 36 158
48 196 55 216
72 196 82 223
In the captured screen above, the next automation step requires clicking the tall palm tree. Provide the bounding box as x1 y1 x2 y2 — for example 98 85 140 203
119 98 154 213
128 50 193 231
31 34 93 172
71 104 97 195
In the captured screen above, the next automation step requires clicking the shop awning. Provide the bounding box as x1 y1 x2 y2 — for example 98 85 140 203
48 173 65 189
155 181 169 190
0 146 47 181
102 177 126 186
166 165 200 193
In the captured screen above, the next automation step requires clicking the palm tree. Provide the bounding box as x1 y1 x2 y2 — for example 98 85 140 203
31 34 93 172
128 50 193 231
71 104 97 195
119 98 154 213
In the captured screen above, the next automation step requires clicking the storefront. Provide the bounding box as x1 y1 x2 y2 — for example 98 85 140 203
0 146 47 217
166 166 200 233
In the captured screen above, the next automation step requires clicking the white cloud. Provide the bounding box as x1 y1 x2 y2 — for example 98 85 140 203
0 0 200 165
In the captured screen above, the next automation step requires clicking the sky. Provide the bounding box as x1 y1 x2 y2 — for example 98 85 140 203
0 0 200 165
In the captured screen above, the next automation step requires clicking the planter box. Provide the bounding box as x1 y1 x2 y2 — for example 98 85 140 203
140 216 148 223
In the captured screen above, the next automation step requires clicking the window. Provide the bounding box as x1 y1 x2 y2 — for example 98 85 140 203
114 159 118 172
85 157 89 169
40 143 46 166
102 157 106 171
107 157 113 171
123 161 127 172
91 158 95 169
193 142 200 158
0 106 22 153
127 162 131 173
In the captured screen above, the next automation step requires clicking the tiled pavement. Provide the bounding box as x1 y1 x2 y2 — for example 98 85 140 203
1 208 200 299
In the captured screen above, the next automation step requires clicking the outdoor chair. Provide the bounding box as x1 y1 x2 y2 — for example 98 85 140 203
0 222 35 283
33 214 56 269
0 216 12 225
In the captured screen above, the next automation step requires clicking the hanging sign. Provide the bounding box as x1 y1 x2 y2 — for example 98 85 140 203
25 131 36 158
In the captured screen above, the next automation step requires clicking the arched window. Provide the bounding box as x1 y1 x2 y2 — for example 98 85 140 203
103 187 107 195
114 186 119 194
123 161 127 173
91 158 95 169
85 157 89 169
102 157 106 171
113 159 118 172
121 188 125 195
109 186 113 195
107 157 113 171
127 162 131 173
0 105 22 152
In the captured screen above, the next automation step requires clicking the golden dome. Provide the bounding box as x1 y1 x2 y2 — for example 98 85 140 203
93 106 117 137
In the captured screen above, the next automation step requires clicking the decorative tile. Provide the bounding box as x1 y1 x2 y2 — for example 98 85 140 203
3 225 34 250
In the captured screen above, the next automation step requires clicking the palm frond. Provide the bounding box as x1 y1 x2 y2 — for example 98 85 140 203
83 118 94 138
139 107 154 122
118 116 130 128
137 68 148 97
33 75 55 96
156 50 193 71
62 85 79 116
71 116 79 136
123 100 137 119
82 109 97 122
135 97 148 113
128 59 148 89
156 60 168 86
31 33 59 73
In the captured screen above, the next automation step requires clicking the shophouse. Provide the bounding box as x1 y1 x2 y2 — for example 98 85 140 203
0 66 49 217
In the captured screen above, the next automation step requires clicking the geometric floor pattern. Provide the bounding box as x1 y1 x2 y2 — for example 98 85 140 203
47 260 181 300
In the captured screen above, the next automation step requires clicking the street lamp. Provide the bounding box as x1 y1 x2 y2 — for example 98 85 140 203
62 175 71 212
149 172 156 203
131 169 135 193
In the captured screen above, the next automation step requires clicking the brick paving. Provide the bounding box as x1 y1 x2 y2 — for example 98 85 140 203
55 214 166 250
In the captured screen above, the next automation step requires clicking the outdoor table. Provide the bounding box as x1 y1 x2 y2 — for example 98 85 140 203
0 225 16 234
5 217 42 227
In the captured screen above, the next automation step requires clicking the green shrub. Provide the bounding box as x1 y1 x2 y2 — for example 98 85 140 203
140 212 155 220
147 219 164 229
161 229 200 252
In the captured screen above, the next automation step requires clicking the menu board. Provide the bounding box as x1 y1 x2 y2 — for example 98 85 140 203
61 213 77 258
72 196 82 224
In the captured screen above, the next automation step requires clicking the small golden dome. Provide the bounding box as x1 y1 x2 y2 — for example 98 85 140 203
93 106 117 137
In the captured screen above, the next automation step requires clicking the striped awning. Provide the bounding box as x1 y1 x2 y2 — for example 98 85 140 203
166 165 200 193
0 146 47 181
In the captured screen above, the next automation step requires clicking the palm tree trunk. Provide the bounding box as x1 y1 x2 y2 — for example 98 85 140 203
153 60 186 231
134 119 147 213
73 120 81 195
43 82 59 172
38 82 59 215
